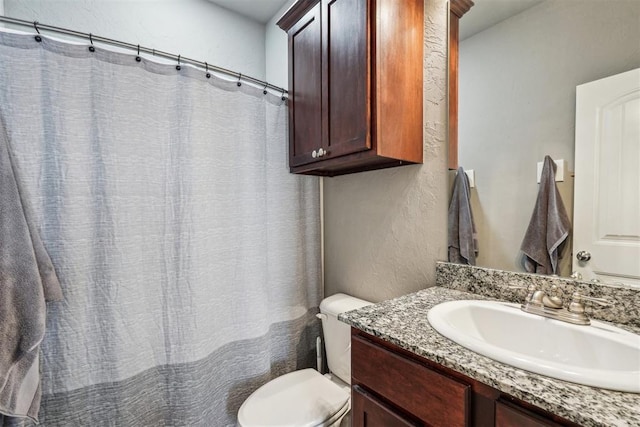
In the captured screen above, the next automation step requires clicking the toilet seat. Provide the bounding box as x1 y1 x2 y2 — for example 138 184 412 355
237 368 350 427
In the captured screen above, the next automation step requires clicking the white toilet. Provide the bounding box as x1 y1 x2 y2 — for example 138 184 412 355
237 293 372 427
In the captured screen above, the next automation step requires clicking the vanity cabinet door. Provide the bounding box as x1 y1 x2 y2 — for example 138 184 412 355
352 386 419 427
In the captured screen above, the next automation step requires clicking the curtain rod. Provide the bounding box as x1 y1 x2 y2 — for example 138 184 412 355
0 15 288 98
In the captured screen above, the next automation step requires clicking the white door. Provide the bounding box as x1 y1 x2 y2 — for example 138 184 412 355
573 68 640 287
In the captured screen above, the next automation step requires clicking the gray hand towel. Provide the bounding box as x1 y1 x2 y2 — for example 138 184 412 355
0 117 62 423
520 156 571 275
448 167 478 265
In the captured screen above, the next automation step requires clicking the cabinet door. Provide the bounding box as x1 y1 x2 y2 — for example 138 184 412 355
352 386 419 427
322 0 371 159
288 3 323 168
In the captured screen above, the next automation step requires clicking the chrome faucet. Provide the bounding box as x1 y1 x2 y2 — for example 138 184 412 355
510 284 612 326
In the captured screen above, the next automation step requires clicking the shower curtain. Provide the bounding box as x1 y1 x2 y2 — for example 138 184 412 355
0 29 321 426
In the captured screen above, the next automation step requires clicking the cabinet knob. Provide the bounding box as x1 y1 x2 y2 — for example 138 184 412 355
312 150 317 158
318 148 324 157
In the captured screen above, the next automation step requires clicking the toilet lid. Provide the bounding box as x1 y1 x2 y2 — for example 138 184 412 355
237 368 350 427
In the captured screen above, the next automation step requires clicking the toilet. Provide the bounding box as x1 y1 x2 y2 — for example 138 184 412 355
237 293 372 427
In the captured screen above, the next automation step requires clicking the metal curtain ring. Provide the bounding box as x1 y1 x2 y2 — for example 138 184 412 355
33 21 42 42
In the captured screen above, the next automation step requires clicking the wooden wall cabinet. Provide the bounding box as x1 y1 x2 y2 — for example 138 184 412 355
277 0 424 177
351 330 582 427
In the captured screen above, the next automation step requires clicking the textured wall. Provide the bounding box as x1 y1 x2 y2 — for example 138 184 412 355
265 0 296 89
458 0 640 275
324 0 449 303
4 0 266 80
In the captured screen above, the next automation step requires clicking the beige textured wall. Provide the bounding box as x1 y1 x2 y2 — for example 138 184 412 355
324 0 449 303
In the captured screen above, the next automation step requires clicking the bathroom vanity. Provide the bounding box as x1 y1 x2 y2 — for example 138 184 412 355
351 328 579 426
340 264 640 427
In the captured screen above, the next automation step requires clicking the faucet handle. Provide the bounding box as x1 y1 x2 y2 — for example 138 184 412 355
568 291 613 316
571 291 612 307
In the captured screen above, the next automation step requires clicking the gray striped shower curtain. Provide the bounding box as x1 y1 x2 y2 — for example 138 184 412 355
0 29 321 426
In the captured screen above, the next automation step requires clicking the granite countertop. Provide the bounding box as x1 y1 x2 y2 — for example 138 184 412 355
339 286 640 427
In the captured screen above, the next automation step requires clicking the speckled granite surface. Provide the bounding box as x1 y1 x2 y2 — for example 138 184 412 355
339 286 640 427
436 262 640 327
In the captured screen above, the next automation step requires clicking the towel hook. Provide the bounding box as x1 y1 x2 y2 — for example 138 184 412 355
176 54 181 71
135 44 141 62
205 62 211 79
88 33 95 52
237 73 242 87
33 21 42 42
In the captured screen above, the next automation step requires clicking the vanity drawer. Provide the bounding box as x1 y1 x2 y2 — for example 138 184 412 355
496 400 566 427
351 335 470 427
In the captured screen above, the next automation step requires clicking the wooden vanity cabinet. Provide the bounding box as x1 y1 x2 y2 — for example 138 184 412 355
277 0 423 177
351 329 582 427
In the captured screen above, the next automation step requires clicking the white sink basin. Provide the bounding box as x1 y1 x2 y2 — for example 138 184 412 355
427 300 640 393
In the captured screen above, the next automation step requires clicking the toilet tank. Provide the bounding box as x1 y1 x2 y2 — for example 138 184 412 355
319 293 372 385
